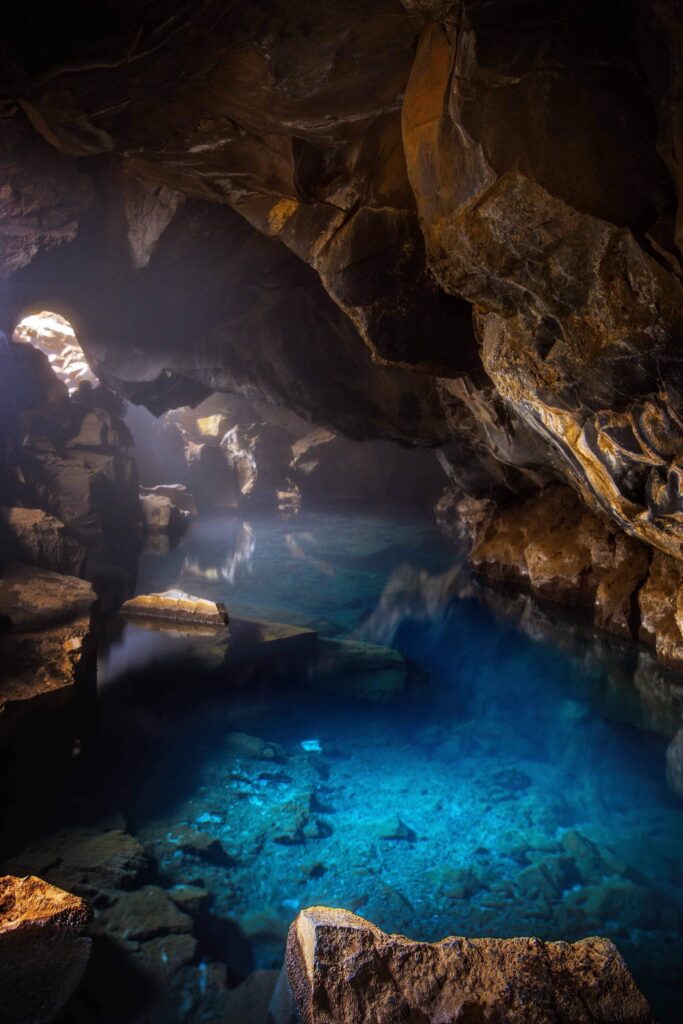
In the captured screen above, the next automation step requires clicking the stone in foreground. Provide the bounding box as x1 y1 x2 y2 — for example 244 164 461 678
273 907 654 1024
0 874 92 1024
120 589 229 627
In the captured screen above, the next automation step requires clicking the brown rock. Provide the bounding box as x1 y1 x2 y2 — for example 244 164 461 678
278 906 654 1024
139 492 185 535
0 874 92 1024
0 563 95 742
0 507 85 576
471 486 650 638
1 827 148 902
639 551 683 667
120 589 229 628
93 886 193 943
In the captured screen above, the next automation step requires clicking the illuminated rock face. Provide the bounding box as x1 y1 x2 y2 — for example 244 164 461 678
274 906 654 1024
0 2 681 584
0 875 92 1024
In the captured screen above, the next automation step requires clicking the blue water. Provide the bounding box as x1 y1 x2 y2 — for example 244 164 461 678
16 513 683 1019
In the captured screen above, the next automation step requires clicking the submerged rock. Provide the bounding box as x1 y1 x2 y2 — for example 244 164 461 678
274 906 654 1024
312 637 421 701
0 874 92 1024
120 589 229 628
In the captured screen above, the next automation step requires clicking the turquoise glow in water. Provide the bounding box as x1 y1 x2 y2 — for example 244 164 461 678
13 512 683 1020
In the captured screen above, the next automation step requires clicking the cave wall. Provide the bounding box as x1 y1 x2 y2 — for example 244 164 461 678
1 0 682 558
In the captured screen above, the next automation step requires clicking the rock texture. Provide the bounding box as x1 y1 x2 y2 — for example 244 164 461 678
0 3 683 641
0 562 96 741
0 874 92 1024
274 906 654 1024
120 590 229 628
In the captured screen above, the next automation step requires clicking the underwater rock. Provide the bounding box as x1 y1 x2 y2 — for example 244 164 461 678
312 638 419 701
225 731 287 763
120 589 229 628
0 507 86 576
0 874 92 1024
92 886 193 943
224 970 280 1024
0 827 148 905
276 906 655 1024
373 814 417 842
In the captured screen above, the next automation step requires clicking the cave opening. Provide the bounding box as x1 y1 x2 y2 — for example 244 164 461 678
12 311 97 392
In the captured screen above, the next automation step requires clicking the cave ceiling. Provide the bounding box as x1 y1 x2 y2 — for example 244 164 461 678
1 0 682 555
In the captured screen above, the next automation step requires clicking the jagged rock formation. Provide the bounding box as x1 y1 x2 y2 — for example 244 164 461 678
0 874 92 1024
0 2 682 643
270 906 654 1023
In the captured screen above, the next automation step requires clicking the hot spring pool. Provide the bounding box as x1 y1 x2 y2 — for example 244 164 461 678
5 511 683 1021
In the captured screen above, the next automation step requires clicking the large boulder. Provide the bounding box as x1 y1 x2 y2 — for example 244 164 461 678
0 874 92 1024
0 507 85 576
273 906 654 1024
0 562 96 742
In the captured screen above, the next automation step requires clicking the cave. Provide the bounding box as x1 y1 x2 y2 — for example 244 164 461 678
1 2 682 1023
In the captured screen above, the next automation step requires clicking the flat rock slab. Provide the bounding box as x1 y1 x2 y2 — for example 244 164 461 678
0 874 92 1024
228 617 317 659
275 907 654 1024
0 561 95 629
120 589 229 627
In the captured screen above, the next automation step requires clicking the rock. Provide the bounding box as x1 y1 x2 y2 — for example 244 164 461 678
167 885 210 916
184 441 241 510
0 561 95 629
638 551 683 668
139 492 185 535
1 827 148 903
0 563 95 742
225 731 287 763
471 486 651 639
196 413 231 441
120 589 229 628
18 441 140 541
166 826 235 867
64 407 133 449
140 483 197 518
225 970 280 1024
312 638 420 701
0 874 92 1024
373 813 416 842
0 507 86 576
93 886 193 942
278 907 654 1024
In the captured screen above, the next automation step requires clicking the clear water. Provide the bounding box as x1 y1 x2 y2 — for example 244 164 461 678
8 512 683 1020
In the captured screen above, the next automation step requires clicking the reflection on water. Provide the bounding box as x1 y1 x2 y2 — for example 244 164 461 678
182 521 255 584
5 511 683 1022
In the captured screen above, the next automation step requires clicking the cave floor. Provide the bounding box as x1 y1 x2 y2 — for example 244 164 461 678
3 511 683 1022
